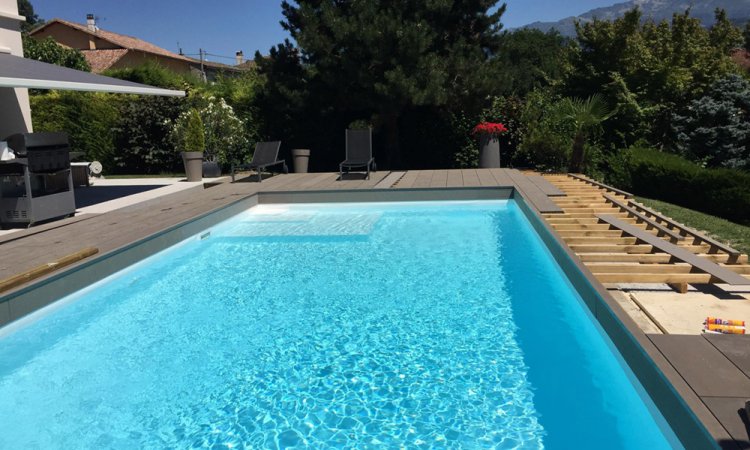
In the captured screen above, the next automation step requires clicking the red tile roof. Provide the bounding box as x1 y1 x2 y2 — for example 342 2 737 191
31 18 193 63
81 48 128 73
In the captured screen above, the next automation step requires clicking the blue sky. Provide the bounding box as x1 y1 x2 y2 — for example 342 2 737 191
29 1 617 64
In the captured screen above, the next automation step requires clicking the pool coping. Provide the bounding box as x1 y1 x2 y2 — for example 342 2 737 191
0 185 723 448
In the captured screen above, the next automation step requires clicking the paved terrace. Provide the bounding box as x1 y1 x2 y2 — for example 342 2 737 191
1 168 749 448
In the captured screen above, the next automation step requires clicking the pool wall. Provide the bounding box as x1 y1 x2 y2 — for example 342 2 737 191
514 196 718 450
0 186 718 448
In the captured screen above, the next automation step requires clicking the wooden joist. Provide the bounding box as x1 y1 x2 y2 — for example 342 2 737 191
602 194 684 243
627 199 743 263
567 173 634 198
595 214 750 286
594 273 713 284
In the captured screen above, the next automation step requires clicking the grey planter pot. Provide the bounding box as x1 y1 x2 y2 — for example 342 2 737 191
478 135 500 168
292 148 310 173
181 151 203 182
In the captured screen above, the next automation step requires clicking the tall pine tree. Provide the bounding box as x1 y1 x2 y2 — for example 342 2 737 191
274 0 506 168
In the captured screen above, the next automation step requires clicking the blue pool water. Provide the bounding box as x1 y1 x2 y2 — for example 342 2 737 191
0 200 682 449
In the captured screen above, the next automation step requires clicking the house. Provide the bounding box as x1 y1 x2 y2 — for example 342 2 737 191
30 15 246 80
0 1 182 138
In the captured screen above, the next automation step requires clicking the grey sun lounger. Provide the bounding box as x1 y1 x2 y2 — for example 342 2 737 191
340 129 376 180
231 141 288 182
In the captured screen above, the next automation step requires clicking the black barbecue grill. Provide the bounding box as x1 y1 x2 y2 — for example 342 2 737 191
0 132 75 227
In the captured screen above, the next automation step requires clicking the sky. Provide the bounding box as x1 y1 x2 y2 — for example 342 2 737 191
29 0 620 64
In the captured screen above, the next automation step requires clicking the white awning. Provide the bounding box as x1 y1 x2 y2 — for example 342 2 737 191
0 52 185 96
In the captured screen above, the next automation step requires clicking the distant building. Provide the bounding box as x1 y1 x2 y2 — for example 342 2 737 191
30 15 247 80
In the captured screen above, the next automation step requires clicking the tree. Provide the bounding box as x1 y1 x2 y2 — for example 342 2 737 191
744 21 750 51
556 94 613 172
672 74 750 170
490 28 570 97
567 8 740 149
17 0 42 32
709 8 743 54
274 0 506 168
23 36 90 71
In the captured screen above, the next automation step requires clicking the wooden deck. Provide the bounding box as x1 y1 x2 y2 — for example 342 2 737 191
0 168 564 286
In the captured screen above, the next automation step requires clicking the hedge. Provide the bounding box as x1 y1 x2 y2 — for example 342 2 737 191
606 147 750 224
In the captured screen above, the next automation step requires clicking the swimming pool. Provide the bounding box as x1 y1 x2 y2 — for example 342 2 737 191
0 200 685 448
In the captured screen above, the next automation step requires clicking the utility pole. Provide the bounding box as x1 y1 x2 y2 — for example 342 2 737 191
199 48 206 82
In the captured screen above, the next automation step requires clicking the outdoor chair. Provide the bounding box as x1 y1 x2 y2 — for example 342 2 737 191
340 129 376 180
231 141 288 182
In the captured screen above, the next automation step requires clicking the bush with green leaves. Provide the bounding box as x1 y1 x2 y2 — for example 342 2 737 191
672 74 750 170
104 61 196 90
171 96 250 166
177 109 205 153
607 147 750 224
23 36 90 71
112 96 185 174
514 90 574 172
30 91 120 170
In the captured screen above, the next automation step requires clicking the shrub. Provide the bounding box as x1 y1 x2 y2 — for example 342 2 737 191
607 147 750 224
30 91 120 170
112 96 185 174
23 36 90 71
171 96 250 166
180 109 205 153
104 61 195 90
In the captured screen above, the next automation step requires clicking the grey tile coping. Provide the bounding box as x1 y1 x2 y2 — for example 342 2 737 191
649 335 750 398
702 397 750 448
705 335 750 379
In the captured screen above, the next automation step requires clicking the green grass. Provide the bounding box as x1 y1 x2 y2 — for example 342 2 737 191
636 197 750 255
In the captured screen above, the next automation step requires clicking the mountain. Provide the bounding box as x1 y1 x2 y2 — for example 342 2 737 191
522 0 750 37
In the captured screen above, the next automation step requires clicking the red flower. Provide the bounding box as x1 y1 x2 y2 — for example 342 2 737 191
472 122 508 137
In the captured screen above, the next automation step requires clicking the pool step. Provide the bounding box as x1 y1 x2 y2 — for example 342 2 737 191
224 212 383 237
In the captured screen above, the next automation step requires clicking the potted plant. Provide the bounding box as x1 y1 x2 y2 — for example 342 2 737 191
472 122 508 168
179 108 205 182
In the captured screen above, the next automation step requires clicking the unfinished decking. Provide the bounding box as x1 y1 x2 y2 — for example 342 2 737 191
1 168 749 448
541 174 750 289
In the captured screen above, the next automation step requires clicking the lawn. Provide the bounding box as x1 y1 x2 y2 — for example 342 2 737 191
636 197 750 256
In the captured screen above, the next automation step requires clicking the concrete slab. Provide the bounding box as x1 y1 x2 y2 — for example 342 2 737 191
701 397 750 448
649 335 750 397
705 335 750 379
630 290 750 335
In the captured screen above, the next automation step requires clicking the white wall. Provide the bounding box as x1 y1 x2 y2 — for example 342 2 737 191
0 0 32 138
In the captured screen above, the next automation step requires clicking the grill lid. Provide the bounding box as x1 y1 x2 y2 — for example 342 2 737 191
5 132 70 156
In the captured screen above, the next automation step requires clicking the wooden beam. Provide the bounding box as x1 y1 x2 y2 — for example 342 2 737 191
577 253 673 263
586 263 692 273
0 247 99 293
568 244 655 253
555 230 625 237
563 237 639 245
595 273 712 284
